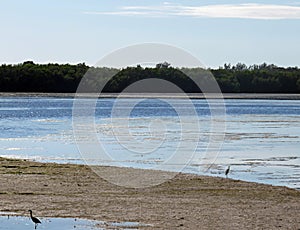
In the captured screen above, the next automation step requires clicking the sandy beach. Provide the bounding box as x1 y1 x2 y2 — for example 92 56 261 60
0 157 299 229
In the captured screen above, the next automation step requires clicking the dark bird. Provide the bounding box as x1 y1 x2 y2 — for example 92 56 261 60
28 210 41 229
225 166 230 178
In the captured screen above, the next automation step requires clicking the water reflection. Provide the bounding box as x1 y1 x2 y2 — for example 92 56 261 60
0 213 151 230
0 97 299 189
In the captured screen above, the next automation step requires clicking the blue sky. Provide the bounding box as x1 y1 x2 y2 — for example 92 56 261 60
1 0 300 68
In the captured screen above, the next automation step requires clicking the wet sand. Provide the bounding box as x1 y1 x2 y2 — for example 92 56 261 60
0 157 299 229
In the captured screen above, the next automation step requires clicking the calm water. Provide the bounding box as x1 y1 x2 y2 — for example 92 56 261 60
0 215 100 230
0 97 299 189
0 212 150 229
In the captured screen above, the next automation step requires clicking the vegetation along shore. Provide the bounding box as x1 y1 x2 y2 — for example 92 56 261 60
1 62 300 93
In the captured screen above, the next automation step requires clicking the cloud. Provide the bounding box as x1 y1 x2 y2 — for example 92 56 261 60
83 3 300 20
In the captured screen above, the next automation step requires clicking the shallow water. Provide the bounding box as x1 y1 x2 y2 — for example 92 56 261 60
0 215 100 230
0 97 299 189
0 213 151 230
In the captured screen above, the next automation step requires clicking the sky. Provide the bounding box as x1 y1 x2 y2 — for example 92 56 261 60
0 0 300 68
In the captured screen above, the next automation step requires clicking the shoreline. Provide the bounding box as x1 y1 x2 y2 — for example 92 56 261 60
0 157 299 229
1 92 300 100
2 155 299 190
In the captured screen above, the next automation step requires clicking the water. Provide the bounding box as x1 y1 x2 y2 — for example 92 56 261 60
0 215 100 230
0 212 150 229
0 96 299 189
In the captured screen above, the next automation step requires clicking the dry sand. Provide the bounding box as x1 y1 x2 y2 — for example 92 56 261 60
0 157 299 229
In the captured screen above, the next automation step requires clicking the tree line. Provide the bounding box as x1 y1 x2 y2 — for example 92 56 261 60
0 61 300 93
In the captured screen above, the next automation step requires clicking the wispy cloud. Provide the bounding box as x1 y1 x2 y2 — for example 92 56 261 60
84 3 300 20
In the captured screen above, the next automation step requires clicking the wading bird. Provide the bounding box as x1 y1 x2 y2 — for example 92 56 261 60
28 210 41 229
225 166 230 178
